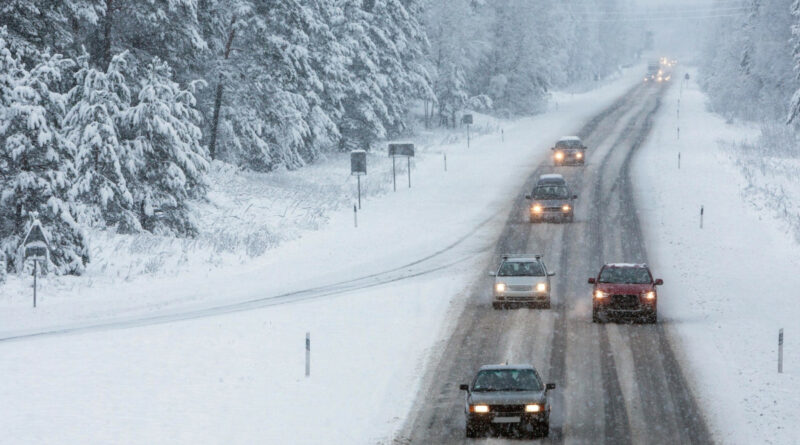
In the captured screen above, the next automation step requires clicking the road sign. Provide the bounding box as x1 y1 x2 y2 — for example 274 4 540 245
461 114 473 125
23 220 49 262
388 143 415 158
350 150 367 176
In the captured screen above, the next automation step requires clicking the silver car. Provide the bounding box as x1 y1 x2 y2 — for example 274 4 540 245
490 255 555 309
460 364 556 439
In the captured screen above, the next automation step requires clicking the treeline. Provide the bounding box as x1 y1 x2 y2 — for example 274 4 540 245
0 0 642 274
700 0 800 126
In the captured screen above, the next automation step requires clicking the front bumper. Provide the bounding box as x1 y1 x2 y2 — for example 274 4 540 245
594 297 656 317
494 291 550 303
467 411 548 426
530 210 573 221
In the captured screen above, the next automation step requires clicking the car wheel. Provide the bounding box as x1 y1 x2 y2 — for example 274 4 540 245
541 299 551 310
529 216 539 223
592 308 602 323
465 421 479 438
538 421 550 438
647 310 658 324
492 302 503 310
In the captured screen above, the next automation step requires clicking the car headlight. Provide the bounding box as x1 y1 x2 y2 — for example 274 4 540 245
471 404 490 413
536 282 547 292
576 152 583 159
525 404 542 413
532 204 543 213
562 204 571 212
495 283 506 292
594 290 607 299
644 291 656 300
554 152 564 160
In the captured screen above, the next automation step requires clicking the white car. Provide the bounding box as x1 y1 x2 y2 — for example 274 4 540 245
490 255 555 309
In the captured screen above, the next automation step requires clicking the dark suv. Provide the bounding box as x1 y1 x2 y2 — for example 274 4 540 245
460 364 556 439
588 263 663 323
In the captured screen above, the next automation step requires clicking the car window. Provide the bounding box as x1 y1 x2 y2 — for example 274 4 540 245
598 267 652 284
497 261 545 277
533 186 569 199
473 369 542 392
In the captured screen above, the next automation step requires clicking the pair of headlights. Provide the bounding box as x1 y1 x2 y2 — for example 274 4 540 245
470 404 542 413
531 205 570 213
594 290 655 299
495 283 547 292
554 152 583 160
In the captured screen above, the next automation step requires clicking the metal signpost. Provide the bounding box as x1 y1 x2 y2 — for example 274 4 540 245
350 150 367 209
22 219 50 308
388 143 415 191
462 114 473 148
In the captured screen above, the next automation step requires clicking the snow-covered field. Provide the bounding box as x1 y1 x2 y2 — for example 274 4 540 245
634 70 800 444
0 66 645 444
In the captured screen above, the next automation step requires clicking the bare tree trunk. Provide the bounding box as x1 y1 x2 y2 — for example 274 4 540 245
208 16 237 160
101 0 113 69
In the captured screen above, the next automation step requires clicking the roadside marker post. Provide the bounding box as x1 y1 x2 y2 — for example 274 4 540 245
305 332 311 377
443 153 447 172
21 219 50 308
678 152 681 169
700 205 704 229
350 150 367 209
353 205 358 228
779 329 784 373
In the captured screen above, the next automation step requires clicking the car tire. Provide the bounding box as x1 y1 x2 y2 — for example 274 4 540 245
592 308 602 323
529 216 539 223
465 421 480 438
646 309 658 324
541 299 551 310
493 302 503 310
539 422 550 438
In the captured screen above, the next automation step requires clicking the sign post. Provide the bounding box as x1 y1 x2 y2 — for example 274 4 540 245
350 150 367 209
388 143 415 191
22 219 50 308
462 114 473 148
779 328 784 373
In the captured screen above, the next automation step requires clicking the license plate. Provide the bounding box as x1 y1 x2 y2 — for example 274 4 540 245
492 416 521 424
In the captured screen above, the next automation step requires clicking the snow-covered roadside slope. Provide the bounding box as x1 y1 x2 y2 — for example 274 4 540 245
0 69 644 445
633 71 800 444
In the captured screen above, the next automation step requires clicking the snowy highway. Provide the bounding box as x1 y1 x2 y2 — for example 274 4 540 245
399 83 712 444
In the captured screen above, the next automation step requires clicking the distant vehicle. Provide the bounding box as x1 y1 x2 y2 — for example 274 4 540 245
643 62 659 82
526 178 578 223
588 263 663 323
490 254 555 309
551 136 585 165
460 364 556 439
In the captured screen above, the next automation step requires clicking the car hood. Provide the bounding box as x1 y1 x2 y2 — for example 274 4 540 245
468 390 547 405
595 283 653 293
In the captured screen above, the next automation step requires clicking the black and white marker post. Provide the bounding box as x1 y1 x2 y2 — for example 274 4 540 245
700 205 704 229
305 332 311 377
778 328 784 373
388 143 415 191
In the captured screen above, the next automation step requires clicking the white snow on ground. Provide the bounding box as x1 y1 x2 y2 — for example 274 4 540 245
634 70 800 444
0 67 645 444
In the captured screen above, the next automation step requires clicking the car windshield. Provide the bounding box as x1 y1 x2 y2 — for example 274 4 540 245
473 369 542 392
497 261 545 277
556 140 581 149
533 186 569 199
598 267 652 284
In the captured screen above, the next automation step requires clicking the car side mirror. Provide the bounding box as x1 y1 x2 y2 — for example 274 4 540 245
525 194 532 200
572 195 578 199
547 271 556 277
550 147 555 150
654 279 664 285
488 271 496 277
546 383 556 390
588 278 595 284
459 384 469 391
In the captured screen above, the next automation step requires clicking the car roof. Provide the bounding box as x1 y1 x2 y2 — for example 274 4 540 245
478 364 536 371
501 254 542 263
558 136 581 142
539 173 564 181
604 263 648 268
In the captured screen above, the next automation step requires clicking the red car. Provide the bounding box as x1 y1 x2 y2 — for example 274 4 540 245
588 263 663 323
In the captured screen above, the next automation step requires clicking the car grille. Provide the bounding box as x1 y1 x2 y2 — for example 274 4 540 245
610 294 639 309
544 207 563 212
490 404 525 414
507 285 533 292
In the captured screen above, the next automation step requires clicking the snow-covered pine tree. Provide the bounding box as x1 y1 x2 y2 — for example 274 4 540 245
119 58 208 235
65 51 139 232
0 36 89 274
789 0 800 126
